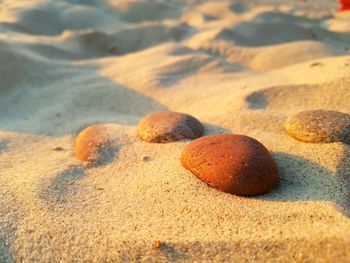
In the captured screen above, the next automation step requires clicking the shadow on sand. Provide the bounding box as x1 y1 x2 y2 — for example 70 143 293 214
260 147 350 217
39 165 86 204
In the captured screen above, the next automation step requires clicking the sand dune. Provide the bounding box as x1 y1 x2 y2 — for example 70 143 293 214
0 0 350 262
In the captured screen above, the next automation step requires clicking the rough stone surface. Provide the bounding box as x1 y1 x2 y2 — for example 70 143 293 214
284 110 350 144
137 111 204 143
181 134 279 196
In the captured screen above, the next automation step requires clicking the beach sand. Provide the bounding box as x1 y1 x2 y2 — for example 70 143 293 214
0 0 350 262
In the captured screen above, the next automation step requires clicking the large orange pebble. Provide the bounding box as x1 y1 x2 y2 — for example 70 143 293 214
75 124 115 164
181 134 279 196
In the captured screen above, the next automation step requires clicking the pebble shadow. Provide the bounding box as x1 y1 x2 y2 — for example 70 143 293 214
260 151 350 217
39 165 86 204
334 144 350 217
0 237 15 263
203 123 231 135
245 90 268 109
115 238 349 262
85 143 120 169
230 3 250 14
0 139 10 155
159 243 188 261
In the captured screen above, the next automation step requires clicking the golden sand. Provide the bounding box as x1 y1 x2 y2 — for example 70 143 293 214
0 0 349 262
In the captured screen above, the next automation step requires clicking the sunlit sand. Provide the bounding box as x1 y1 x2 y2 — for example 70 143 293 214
0 0 349 262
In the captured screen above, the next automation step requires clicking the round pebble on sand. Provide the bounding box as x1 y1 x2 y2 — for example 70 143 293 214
137 111 204 143
75 124 116 164
181 134 279 196
284 110 350 144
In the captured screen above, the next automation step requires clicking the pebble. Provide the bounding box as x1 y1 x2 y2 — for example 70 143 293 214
137 111 204 143
181 134 279 196
75 124 116 164
284 110 350 144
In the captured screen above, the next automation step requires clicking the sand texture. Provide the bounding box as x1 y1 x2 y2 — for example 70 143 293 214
0 0 350 262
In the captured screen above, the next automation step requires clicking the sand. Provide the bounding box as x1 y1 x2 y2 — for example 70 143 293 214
0 0 349 262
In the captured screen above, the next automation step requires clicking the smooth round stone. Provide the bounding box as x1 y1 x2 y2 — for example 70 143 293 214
137 111 204 143
284 110 350 144
181 134 279 196
75 124 116 164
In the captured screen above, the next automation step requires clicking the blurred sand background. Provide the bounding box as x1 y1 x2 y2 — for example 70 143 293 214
0 0 350 262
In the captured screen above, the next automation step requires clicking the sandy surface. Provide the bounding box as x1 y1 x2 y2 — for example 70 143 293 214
0 0 350 262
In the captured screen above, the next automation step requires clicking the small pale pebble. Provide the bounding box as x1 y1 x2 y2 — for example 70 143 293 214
53 146 65 151
137 111 203 143
309 62 322 67
284 110 350 144
142 156 153 162
181 134 279 196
